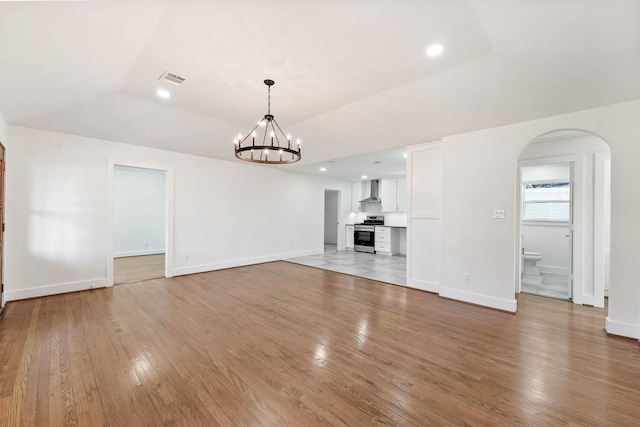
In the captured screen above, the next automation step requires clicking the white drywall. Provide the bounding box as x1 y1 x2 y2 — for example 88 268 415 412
0 108 7 143
521 224 571 275
439 100 640 339
114 166 166 257
4 125 352 301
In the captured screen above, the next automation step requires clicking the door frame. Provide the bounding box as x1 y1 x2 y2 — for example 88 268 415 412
516 155 582 303
0 142 5 312
106 159 174 286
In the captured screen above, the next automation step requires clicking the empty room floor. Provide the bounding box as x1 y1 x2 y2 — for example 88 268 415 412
1 262 638 425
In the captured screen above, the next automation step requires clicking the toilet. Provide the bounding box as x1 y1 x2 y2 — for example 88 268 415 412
522 251 543 276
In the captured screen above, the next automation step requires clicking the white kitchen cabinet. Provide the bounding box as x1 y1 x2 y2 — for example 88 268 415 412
351 182 363 212
381 178 407 212
374 226 400 255
346 225 354 249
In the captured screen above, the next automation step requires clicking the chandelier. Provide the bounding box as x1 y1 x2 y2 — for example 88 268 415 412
234 79 301 164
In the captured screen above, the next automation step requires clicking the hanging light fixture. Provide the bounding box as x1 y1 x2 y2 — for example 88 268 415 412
234 79 301 164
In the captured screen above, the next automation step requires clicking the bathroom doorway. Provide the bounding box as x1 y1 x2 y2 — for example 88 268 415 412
519 161 573 300
516 130 611 307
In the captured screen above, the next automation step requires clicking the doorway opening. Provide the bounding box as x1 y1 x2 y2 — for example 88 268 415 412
323 190 340 252
113 165 168 285
519 161 573 300
516 130 611 307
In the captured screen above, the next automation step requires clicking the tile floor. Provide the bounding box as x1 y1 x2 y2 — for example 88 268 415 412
521 273 571 300
287 244 407 286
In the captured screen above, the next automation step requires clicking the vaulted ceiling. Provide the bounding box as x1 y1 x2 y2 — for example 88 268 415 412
1 0 638 173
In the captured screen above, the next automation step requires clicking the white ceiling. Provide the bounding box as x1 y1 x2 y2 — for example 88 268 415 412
0 0 638 178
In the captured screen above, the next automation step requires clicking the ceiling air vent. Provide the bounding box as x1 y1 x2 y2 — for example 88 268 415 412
158 71 186 85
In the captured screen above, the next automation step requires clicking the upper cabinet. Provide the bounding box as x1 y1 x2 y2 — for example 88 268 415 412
381 177 407 212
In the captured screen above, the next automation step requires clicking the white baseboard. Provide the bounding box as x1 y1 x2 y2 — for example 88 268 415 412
406 278 439 293
172 249 322 277
605 317 640 339
5 278 107 302
439 287 517 312
114 249 165 258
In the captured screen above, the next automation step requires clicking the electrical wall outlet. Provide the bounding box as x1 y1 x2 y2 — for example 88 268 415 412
184 254 190 261
493 209 505 219
463 273 471 283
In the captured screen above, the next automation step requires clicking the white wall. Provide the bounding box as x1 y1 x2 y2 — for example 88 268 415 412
521 224 571 275
114 165 166 257
323 190 338 244
437 100 640 339
4 125 352 301
0 108 7 143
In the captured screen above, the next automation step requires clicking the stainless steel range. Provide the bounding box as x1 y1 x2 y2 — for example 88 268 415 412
354 216 384 253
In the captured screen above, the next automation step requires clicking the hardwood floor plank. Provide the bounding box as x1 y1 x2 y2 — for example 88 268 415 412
1 261 640 426
114 254 165 285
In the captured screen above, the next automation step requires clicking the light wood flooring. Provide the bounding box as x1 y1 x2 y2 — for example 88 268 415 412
1 261 639 426
113 254 165 285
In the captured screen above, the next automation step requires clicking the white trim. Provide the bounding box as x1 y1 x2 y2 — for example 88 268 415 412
114 249 165 258
5 278 107 302
173 249 322 276
406 279 439 293
439 286 517 312
605 317 640 339
593 151 610 308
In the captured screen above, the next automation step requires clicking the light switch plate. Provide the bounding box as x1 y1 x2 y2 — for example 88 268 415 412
493 209 505 219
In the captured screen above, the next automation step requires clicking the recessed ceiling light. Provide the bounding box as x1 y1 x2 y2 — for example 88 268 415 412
157 88 171 99
320 167 327 172
362 175 367 179
426 44 444 57
403 153 408 158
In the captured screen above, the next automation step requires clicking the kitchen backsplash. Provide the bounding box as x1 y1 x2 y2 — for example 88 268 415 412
350 212 407 227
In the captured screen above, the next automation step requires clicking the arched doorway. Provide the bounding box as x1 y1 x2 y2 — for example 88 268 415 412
516 130 611 307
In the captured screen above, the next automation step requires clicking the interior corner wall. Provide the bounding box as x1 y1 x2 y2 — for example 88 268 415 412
3 125 352 301
0 109 7 143
114 166 166 257
437 100 640 338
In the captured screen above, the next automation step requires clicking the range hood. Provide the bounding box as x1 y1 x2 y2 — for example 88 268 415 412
359 179 381 203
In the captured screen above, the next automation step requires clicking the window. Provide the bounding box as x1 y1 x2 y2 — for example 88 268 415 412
523 181 570 221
